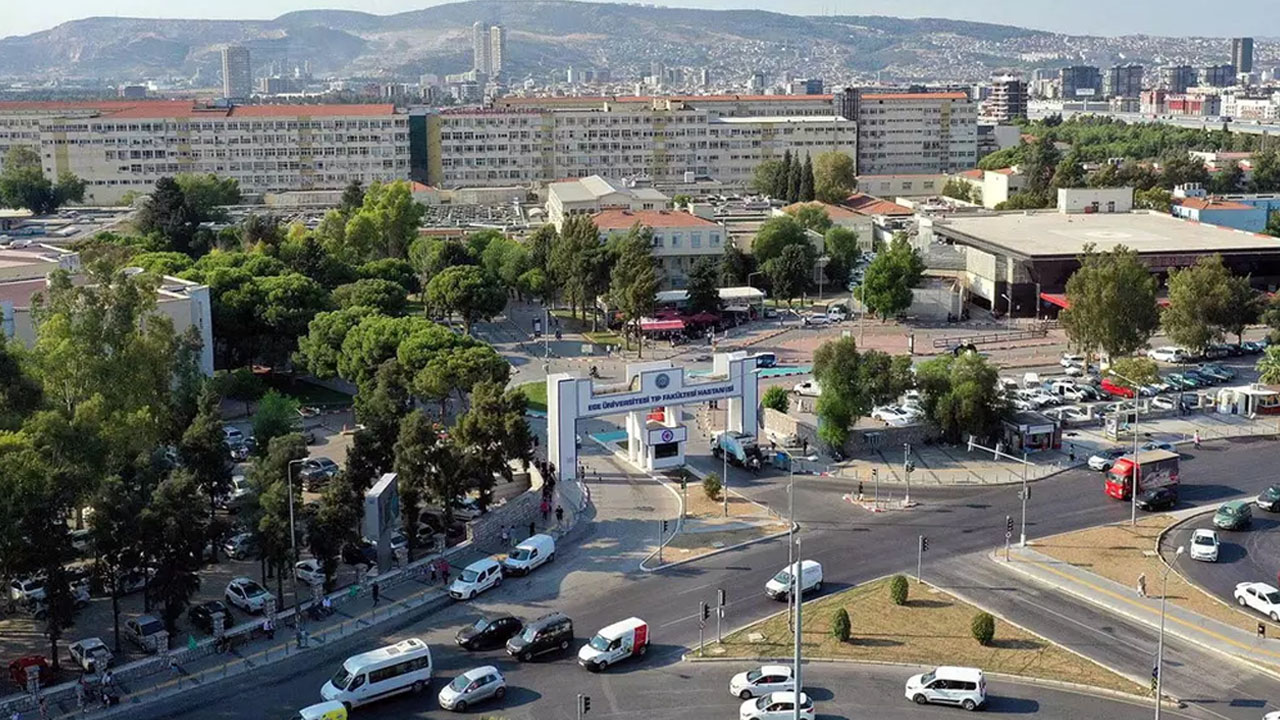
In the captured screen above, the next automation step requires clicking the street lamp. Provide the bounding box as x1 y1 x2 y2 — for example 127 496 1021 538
793 535 804 720
776 448 817 631
1154 546 1185 720
746 271 764 288
286 458 306 632
1108 369 1145 527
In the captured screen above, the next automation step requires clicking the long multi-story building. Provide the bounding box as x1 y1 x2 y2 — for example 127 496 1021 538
489 25 506 78
1201 64 1237 88
421 94 857 190
1060 65 1103 99
1233 37 1255 75
221 46 252 102
472 22 491 75
847 90 978 176
1105 64 1144 99
0 100 408 205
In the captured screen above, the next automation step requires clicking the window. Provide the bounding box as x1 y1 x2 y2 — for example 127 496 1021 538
691 232 702 248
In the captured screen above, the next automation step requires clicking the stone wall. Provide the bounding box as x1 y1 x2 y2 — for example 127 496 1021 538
763 407 939 457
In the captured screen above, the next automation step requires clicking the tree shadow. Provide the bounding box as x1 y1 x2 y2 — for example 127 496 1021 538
846 636 903 648
904 598 950 609
988 637 1044 650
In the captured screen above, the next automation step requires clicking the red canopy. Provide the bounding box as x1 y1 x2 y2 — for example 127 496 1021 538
640 319 686 332
686 312 720 324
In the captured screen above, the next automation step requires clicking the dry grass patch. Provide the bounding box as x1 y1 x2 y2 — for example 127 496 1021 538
716 578 1142 695
665 525 786 554
1036 514 1271 635
665 471 774 520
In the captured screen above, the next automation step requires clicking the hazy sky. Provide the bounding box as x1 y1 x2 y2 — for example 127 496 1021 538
4 0 1276 40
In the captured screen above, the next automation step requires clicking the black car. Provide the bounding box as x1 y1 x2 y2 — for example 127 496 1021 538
342 541 377 567
1136 486 1178 511
1257 485 1280 512
506 611 573 662
188 600 234 634
456 615 523 651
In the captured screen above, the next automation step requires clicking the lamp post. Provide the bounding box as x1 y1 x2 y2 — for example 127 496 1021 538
286 458 305 631
1108 370 1144 527
1155 546 1185 720
1019 450 1029 547
793 536 803 720
777 449 816 632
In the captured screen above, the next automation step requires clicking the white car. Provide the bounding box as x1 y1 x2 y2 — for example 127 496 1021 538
1060 354 1085 368
1148 347 1188 363
1151 396 1176 410
68 637 113 673
729 665 796 699
1023 389 1061 407
801 313 831 327
438 666 507 712
792 380 821 397
225 577 275 614
740 691 814 720
295 559 325 586
1234 582 1280 621
9 576 46 604
1189 529 1219 562
871 406 914 427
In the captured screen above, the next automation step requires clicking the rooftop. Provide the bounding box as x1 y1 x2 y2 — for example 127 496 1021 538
1172 197 1255 211
781 201 860 220
0 100 396 119
712 115 844 124
860 92 969 101
592 209 718 230
934 211 1280 259
842 193 914 217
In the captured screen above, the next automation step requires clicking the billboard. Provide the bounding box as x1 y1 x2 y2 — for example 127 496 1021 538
364 472 400 549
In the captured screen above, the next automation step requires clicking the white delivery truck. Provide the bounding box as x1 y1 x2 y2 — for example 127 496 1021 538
764 560 823 601
501 534 555 576
578 617 649 672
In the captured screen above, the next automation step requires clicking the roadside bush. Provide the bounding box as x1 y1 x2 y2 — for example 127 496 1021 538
971 611 995 646
703 472 723 501
761 385 790 414
889 574 909 606
831 607 851 642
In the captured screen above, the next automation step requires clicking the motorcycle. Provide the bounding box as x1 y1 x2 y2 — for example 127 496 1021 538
589 365 600 379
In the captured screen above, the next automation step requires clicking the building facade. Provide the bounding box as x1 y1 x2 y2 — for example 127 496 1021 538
591 209 725 289
1060 66 1103 99
221 46 252 101
1105 64 1144 99
984 75 1028 123
1161 65 1197 94
0 101 408 205
472 22 491 75
1233 37 1255 75
1201 64 1237 88
489 25 507 78
546 175 668 229
854 91 977 176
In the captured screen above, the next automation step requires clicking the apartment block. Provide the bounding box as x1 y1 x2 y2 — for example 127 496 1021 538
853 91 978 176
1060 66 1103 98
1161 65 1197 94
1233 37 1255 75
1106 64 1144 99
984 75 1028 123
1201 64 1237 88
0 100 409 205
221 46 252 102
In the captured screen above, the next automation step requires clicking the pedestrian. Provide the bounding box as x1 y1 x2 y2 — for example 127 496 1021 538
75 677 86 712
261 617 275 640
168 655 180 677
856 481 864 502
528 520 536 538
322 594 333 615
430 561 438 583
555 505 564 526
1194 429 1201 449
1068 443 1076 462
371 581 380 607
1137 572 1147 598
500 525 510 548
441 561 451 584
101 670 114 692
541 498 551 521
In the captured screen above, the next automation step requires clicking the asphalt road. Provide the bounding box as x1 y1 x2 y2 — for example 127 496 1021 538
1166 504 1280 618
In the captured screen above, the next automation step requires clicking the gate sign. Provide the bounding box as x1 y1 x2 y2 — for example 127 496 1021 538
647 426 688 445
577 369 741 419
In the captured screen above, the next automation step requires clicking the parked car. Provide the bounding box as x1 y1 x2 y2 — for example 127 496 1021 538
792 380 821 397
448 558 504 600
295 560 325 586
67 638 112 673
1060 354 1086 368
125 614 167 653
1148 347 1188 363
801 313 830 327
456 615 523 651
298 457 339 490
438 666 506 712
1189 529 1220 562
224 577 274 614
187 600 235 634
871 405 915 427
1100 378 1136 399
729 665 796 700
1135 486 1178 511
1151 396 1176 411
1165 373 1200 390
8 576 45 604
1141 441 1177 453
451 497 486 521
1234 582 1280 621
1242 341 1265 354
218 475 253 510
342 540 377 567
223 532 258 560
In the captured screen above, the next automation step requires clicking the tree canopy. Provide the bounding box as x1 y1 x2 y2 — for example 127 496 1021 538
1061 244 1160 360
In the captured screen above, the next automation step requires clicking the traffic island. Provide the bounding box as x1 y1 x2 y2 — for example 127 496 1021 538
705 577 1144 696
641 469 788 570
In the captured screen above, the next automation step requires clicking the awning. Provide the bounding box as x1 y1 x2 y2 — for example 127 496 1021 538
1039 292 1069 309
686 312 720 324
640 319 686 332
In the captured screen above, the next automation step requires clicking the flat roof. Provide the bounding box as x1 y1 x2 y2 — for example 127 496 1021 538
933 211 1280 259
712 115 845 123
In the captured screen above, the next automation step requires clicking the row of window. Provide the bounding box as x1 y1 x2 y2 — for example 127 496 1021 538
47 134 406 146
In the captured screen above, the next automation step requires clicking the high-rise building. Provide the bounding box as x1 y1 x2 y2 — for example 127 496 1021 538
788 78 823 95
1161 65 1197 94
699 68 710 88
1105 64 1144 99
1060 65 1102 98
472 22 491 75
221 45 252 101
1201 63 1236 88
851 88 978 175
489 25 506 78
985 74 1028 122
1233 37 1255 74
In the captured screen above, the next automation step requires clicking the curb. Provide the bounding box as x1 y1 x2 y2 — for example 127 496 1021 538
640 526 794 573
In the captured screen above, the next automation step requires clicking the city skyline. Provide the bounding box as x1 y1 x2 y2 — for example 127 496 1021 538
4 0 1280 40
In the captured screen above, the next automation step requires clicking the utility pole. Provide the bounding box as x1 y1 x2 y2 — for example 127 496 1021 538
1155 546 1184 720
969 435 1034 547
872 467 879 510
1109 370 1144 527
717 587 726 644
1019 450 1029 547
723 406 729 518
792 536 803 720
286 458 305 636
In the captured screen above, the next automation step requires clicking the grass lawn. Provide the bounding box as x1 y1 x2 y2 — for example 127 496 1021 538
263 375 353 407
1036 514 1276 636
715 578 1142 695
517 381 547 413
584 330 624 347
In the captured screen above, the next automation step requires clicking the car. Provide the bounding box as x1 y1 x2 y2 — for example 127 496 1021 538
188 600 235 634
1088 448 1128 472
8 656 51 689
1189 529 1220 562
1234 582 1280 621
1141 441 1176 453
113 569 150 595
1148 347 1188 363
224 577 274 614
1100 378 1136 399
905 666 987 711
1257 485 1280 512
1050 405 1090 423
298 457 339 489
1242 340 1265 354
1214 500 1253 530
1023 389 1062 407
456 615 523 651
223 426 245 446
1151 396 1176 410
448 558 504 600
1135 486 1178 511
8 576 46 604
801 313 830 327
729 664 796 699
739 691 814 720
1183 370 1218 386
1203 345 1231 360
342 540 377 567
295 559 325 586
792 380 821 397
451 497 485 521
1051 384 1090 402
438 666 506 712
223 532 258 560
125 614 167 653
67 638 112 673
1195 365 1233 382
1060 353 1086 368
1165 373 1200 390
506 611 574 661
871 405 914 427
218 475 253 509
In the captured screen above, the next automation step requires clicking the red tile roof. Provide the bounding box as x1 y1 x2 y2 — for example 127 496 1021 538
992 167 1019 175
842 193 914 217
1172 197 1254 211
592 209 718 230
957 169 985 180
0 100 396 119
781 201 859 220
498 94 833 105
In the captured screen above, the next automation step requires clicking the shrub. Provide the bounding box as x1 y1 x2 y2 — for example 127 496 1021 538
971 611 995 646
889 574 909 606
761 385 790 414
702 472 723 501
831 607 851 642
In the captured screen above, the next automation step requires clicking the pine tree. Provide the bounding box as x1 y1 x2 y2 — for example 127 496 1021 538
777 150 793 198
800 153 816 202
787 159 802 203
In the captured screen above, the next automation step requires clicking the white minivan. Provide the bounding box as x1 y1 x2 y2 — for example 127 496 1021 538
501 534 555 576
904 666 986 711
578 617 650 672
320 638 433 708
449 557 503 600
764 560 823 601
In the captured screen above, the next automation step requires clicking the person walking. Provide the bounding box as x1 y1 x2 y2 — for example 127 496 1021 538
371 581 380 607
500 525 510 549
1194 429 1201 449
540 499 551 521
856 481 864 502
1136 573 1147 598
528 520 536 538
555 505 564 526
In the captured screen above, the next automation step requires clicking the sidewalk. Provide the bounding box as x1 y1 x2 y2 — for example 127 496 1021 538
994 545 1280 676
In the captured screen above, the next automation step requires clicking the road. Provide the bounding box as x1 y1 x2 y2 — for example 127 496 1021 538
1166 503 1280 618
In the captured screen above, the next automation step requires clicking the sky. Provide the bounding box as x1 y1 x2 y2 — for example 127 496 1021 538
4 0 1277 40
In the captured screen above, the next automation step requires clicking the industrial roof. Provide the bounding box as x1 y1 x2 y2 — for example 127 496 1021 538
933 211 1280 259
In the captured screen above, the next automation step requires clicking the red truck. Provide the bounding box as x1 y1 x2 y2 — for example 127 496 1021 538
1105 449 1179 500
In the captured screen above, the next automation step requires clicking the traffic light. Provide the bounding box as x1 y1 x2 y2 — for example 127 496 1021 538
662 519 669 534
1006 515 1014 536
579 694 591 715
701 601 710 621
920 536 929 552
717 588 727 607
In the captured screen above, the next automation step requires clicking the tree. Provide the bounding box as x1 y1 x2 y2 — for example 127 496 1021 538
702 472 723 501
813 337 913 449
751 216 810 266
339 180 365 217
609 225 660 356
765 244 813 308
994 190 1053 210
359 258 420 295
453 381 534 501
814 151 857 204
1134 187 1173 213
750 158 786 197
915 352 1005 444
1163 255 1234 355
251 390 301 455
248 434 307 596
1257 346 1280 384
1105 357 1160 390
860 236 924 320
0 334 42 432
1267 211 1280 239
136 177 199 255
296 305 380 379
1252 148 1280 193
426 265 508 335
761 385 789 414
179 384 232 559
526 224 559 299
331 278 409 316
346 180 425 259
307 481 358 591
786 203 833 233
800 153 816 202
353 359 413 479
889 575 909 605
941 178 974 203
1222 274 1264 345
174 173 241 220
141 473 209 634
1210 163 1245 194
686 257 721 315
0 147 85 214
719 242 754 287
393 410 442 559
91 473 148 652
786 158 803 203
1061 245 1160 361
831 607 851 642
1051 152 1086 189
971 611 996 646
412 344 510 418
551 215 603 320
1023 138 1062 193
824 226 860 269
254 273 332 366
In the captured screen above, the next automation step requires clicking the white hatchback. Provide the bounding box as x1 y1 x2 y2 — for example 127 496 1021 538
1189 529 1219 562
740 691 813 720
729 665 796 699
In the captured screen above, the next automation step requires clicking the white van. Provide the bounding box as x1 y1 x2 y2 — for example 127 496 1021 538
293 701 348 720
501 534 555 576
320 638 433 708
449 557 503 600
904 666 986 711
578 617 650 672
764 560 823 601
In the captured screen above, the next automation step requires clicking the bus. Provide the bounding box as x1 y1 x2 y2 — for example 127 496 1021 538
320 638 433 708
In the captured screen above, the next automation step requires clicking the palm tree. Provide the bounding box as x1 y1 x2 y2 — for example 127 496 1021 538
1257 346 1280 384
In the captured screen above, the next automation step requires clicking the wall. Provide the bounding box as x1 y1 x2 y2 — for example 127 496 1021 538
1057 187 1134 214
762 407 939 457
